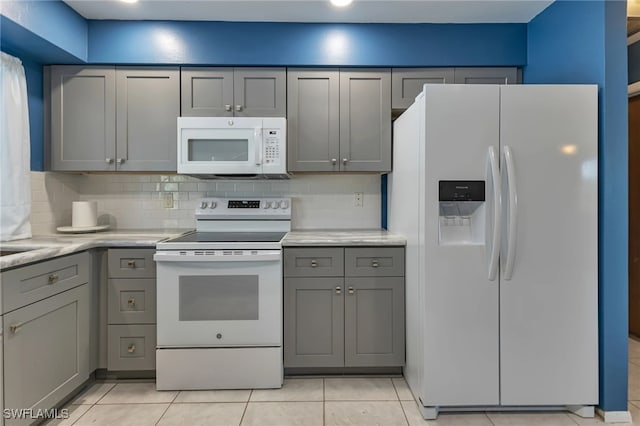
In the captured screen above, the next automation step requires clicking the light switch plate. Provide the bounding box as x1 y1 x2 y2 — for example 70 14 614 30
354 192 363 207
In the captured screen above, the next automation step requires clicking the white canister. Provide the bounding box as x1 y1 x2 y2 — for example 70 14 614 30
72 201 98 228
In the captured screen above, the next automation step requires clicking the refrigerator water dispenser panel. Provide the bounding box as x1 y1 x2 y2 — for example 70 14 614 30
438 181 485 245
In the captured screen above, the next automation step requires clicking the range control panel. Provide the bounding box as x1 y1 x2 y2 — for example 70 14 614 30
195 197 291 220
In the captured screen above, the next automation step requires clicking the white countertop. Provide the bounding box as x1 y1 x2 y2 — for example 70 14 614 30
1 228 407 270
0 229 190 270
282 229 406 246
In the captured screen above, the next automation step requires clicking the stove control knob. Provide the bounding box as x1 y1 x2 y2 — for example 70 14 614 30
209 201 217 209
271 202 279 209
200 201 209 209
279 200 289 209
262 201 271 209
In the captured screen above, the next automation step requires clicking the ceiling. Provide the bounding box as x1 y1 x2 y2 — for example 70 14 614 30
63 0 554 23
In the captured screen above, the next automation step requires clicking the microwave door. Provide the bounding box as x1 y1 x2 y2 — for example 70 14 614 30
179 128 262 174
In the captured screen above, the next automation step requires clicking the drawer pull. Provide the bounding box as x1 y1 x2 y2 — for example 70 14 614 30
127 260 136 268
348 287 355 295
127 298 137 308
371 260 379 268
310 260 317 268
9 323 24 334
127 344 136 353
47 274 59 284
335 286 341 295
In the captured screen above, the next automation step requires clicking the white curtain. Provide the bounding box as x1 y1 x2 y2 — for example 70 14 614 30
0 52 31 241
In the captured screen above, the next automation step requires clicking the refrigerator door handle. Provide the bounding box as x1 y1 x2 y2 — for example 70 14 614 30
487 146 501 281
503 145 518 280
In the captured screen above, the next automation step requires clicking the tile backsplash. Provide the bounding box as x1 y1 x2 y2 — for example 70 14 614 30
30 172 382 233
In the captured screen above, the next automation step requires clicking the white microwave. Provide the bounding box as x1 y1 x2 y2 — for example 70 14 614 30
177 117 287 178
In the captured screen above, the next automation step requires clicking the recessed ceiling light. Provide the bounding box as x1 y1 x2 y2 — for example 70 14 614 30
120 0 138 3
330 0 353 7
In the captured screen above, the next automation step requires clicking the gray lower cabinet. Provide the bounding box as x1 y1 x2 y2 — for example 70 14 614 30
107 249 156 372
48 66 179 172
287 69 391 173
3 285 89 425
181 67 286 117
284 246 405 369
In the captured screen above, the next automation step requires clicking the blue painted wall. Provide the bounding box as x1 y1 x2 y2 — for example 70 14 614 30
1 0 88 62
88 21 527 66
525 0 628 412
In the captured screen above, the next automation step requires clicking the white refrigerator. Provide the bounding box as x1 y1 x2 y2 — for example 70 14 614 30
388 84 598 419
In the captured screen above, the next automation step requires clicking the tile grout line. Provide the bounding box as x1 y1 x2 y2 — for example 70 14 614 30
69 382 117 426
238 389 253 426
153 389 181 426
390 378 411 426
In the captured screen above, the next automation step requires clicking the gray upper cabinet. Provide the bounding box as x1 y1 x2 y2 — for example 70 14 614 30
453 67 519 84
391 68 454 109
116 67 179 171
287 69 340 172
181 67 286 117
49 66 179 172
340 70 392 172
50 66 116 171
288 68 391 173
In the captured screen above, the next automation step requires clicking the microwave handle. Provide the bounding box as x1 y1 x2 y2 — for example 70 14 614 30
255 128 263 166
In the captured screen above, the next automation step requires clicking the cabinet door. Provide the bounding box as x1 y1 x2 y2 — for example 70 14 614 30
391 68 454 109
234 68 286 117
287 69 340 172
284 278 344 368
116 67 180 171
340 69 392 172
50 66 116 171
181 67 234 117
453 67 519 84
4 285 89 423
344 277 404 367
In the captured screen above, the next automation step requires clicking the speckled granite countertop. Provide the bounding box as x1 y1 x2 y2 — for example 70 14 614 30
0 229 190 270
282 229 406 246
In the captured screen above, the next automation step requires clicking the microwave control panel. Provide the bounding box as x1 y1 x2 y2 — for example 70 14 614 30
263 129 282 165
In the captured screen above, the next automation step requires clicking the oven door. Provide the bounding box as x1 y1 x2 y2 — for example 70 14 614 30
155 250 281 347
177 119 263 175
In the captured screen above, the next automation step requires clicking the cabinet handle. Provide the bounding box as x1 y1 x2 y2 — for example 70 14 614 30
371 260 379 268
127 260 136 268
335 286 341 295
235 105 242 112
116 158 124 165
342 158 348 165
127 297 136 308
47 274 59 284
127 344 136 353
105 158 114 164
310 259 317 268
331 158 337 165
10 323 24 334
225 104 232 112
348 287 355 295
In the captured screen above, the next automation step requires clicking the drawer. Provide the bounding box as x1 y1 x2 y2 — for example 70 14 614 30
284 248 344 277
345 247 405 277
108 279 156 325
1 252 89 314
108 324 156 371
108 249 156 279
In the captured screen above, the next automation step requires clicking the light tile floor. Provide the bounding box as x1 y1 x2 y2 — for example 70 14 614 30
48 339 640 426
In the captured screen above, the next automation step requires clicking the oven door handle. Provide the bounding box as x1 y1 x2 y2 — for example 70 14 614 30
153 252 281 262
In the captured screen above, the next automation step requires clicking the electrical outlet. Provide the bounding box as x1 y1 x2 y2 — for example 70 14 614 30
354 192 364 207
162 192 174 209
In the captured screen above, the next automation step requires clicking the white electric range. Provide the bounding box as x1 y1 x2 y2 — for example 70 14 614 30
154 197 290 390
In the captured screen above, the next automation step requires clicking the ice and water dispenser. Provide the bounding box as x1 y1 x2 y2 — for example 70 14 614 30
438 181 486 245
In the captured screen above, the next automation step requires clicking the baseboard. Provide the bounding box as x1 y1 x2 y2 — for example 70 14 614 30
596 408 633 423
